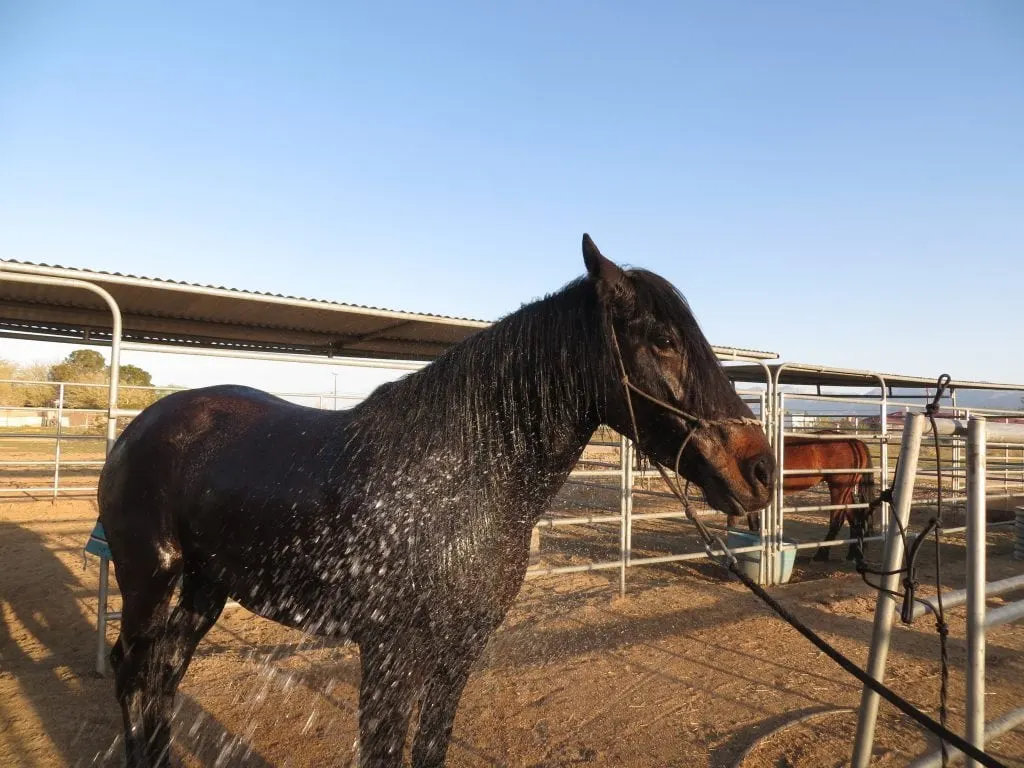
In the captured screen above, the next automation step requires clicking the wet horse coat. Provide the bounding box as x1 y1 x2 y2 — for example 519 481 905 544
99 235 774 767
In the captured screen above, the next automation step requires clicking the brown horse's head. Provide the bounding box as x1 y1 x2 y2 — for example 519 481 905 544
584 234 774 517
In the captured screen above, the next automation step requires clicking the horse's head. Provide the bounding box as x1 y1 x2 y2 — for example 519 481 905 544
583 234 774 517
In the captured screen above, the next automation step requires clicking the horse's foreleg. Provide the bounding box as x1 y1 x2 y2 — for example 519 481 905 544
411 631 488 768
357 634 423 768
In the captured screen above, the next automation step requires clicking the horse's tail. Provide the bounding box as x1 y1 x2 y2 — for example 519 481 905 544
855 441 878 534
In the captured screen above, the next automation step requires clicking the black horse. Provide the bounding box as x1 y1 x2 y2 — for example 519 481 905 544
99 234 774 767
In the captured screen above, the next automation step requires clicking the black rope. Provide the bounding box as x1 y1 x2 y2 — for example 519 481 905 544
926 373 952 766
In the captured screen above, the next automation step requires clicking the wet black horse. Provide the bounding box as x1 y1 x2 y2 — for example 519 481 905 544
99 235 774 767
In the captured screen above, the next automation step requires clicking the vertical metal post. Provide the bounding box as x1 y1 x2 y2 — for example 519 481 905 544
951 392 962 498
851 412 926 768
879 384 889 540
96 556 110 674
966 417 987 767
1002 419 1009 498
106 329 121 456
618 433 633 596
758 389 769 585
771 391 787 585
52 383 64 500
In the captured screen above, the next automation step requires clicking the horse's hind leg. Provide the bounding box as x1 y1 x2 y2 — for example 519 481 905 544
111 552 182 768
160 571 228 741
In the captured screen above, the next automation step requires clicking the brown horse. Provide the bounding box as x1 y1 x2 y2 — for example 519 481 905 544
731 434 877 561
782 435 877 561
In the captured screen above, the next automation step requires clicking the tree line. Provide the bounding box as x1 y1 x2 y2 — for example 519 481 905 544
0 350 175 411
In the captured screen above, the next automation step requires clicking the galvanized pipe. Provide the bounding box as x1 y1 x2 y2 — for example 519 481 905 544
966 417 987 767
120 339 426 370
851 412 925 768
782 467 884 476
985 599 1024 628
910 573 1024 620
926 416 1024 445
907 705 1024 768
619 433 629 596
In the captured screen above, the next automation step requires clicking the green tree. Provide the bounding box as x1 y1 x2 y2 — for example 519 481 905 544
119 365 153 387
48 351 107 409
119 365 159 411
48 349 106 384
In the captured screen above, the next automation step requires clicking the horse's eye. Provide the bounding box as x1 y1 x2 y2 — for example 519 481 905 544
652 334 674 351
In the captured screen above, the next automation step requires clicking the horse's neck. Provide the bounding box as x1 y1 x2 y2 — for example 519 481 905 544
365 285 604 507
465 299 603 492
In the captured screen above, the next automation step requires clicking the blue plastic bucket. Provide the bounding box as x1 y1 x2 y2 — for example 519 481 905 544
726 529 798 585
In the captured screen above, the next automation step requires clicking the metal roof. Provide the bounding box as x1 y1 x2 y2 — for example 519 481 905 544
0 260 778 363
0 260 490 361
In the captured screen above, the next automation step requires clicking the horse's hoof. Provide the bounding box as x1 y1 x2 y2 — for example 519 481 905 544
812 551 830 563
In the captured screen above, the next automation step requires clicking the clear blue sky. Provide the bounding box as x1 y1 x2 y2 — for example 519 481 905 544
2 1 1023 393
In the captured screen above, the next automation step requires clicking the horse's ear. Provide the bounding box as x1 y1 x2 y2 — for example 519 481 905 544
582 233 633 312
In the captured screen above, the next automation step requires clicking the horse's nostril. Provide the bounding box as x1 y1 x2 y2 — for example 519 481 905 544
751 456 773 489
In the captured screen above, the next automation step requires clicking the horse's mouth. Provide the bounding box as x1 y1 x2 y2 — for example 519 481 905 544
697 477 747 518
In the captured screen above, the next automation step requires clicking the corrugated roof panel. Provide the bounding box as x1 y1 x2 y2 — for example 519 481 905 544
0 259 778 362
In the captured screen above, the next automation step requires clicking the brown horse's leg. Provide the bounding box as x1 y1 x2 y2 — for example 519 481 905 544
814 479 846 562
357 633 424 768
846 478 867 561
111 556 182 768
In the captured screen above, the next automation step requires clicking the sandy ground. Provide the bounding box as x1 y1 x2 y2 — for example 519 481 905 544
1 492 1022 768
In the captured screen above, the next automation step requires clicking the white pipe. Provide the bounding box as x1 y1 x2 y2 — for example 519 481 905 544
966 417 987 767
926 416 1024 446
907 705 1024 768
851 412 926 768
910 573 1024 620
119 339 427 370
985 599 1024 628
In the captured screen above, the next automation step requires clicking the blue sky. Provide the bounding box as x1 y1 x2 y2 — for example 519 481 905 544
1 1 1023 395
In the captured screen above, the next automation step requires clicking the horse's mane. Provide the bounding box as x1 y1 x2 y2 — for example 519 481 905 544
352 277 604 478
349 267 735 479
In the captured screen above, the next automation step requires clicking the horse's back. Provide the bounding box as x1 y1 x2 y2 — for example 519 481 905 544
98 385 312 541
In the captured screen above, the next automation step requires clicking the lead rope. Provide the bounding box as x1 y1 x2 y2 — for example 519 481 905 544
606 327 1004 768
926 375 952 767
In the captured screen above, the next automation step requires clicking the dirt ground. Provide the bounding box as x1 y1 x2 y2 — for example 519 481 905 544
1 496 1022 768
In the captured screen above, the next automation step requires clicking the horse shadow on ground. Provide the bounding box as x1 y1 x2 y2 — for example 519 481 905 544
0 520 274 767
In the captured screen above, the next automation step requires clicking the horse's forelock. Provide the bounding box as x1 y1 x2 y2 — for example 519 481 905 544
625 269 740 419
